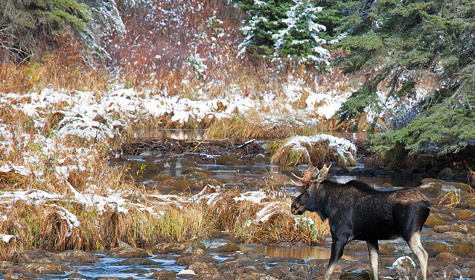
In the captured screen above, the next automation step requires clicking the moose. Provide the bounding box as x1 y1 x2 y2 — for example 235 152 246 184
291 164 430 280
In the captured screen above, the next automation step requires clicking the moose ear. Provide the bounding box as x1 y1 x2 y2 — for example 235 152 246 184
315 163 332 183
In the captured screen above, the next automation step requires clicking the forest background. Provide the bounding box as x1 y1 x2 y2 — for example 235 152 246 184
1 0 474 169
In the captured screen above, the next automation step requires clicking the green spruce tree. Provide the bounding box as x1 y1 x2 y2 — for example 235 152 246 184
334 0 475 163
238 0 331 66
0 0 92 63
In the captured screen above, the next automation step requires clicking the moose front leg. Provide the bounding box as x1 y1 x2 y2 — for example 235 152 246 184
324 238 347 280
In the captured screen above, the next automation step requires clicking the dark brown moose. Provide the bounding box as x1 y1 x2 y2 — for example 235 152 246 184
291 164 430 280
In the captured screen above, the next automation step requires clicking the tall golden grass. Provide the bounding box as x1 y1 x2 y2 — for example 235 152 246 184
0 185 330 261
0 32 109 94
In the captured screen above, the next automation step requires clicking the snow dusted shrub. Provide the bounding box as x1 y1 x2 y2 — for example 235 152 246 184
104 0 244 89
271 134 357 167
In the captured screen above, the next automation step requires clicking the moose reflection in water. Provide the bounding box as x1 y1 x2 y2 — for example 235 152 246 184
291 164 431 280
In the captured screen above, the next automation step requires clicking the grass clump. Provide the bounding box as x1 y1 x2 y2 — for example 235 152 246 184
157 206 208 243
204 114 325 141
271 135 357 167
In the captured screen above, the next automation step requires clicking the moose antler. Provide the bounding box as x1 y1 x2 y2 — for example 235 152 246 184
292 166 317 187
292 164 333 187
315 163 332 182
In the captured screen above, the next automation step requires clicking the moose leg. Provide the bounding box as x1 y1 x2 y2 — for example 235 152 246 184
325 239 347 280
406 232 428 280
366 240 379 280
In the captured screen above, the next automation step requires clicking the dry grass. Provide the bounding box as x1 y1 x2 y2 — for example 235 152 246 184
270 136 357 167
0 32 109 94
0 185 329 260
438 189 462 208
204 114 327 141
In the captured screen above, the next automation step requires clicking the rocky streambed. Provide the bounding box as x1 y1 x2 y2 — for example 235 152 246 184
1 178 474 280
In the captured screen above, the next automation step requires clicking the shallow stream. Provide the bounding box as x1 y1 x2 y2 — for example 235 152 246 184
24 129 472 279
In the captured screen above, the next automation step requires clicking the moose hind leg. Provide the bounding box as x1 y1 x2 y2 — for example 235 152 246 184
366 240 379 280
406 232 428 280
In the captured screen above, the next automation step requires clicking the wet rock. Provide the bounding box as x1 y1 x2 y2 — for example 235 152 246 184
268 266 287 278
51 250 99 265
0 261 13 274
430 211 453 221
176 254 218 266
201 239 240 252
440 181 472 192
16 263 73 275
182 167 212 175
443 231 466 239
263 257 305 264
4 272 33 280
68 272 87 279
306 258 327 268
218 251 264 272
182 245 206 256
378 242 396 255
422 241 448 257
290 264 311 278
177 269 195 278
339 269 373 280
424 215 445 227
119 258 158 265
453 209 474 219
188 262 218 274
18 249 48 262
419 179 443 193
436 252 462 262
153 241 205 255
251 153 268 165
147 270 176 279
433 222 474 233
216 153 244 165
108 243 150 258
447 240 474 256
126 268 145 274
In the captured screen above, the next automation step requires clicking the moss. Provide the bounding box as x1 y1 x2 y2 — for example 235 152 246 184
450 241 474 256
422 241 448 258
425 215 445 227
216 153 244 165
